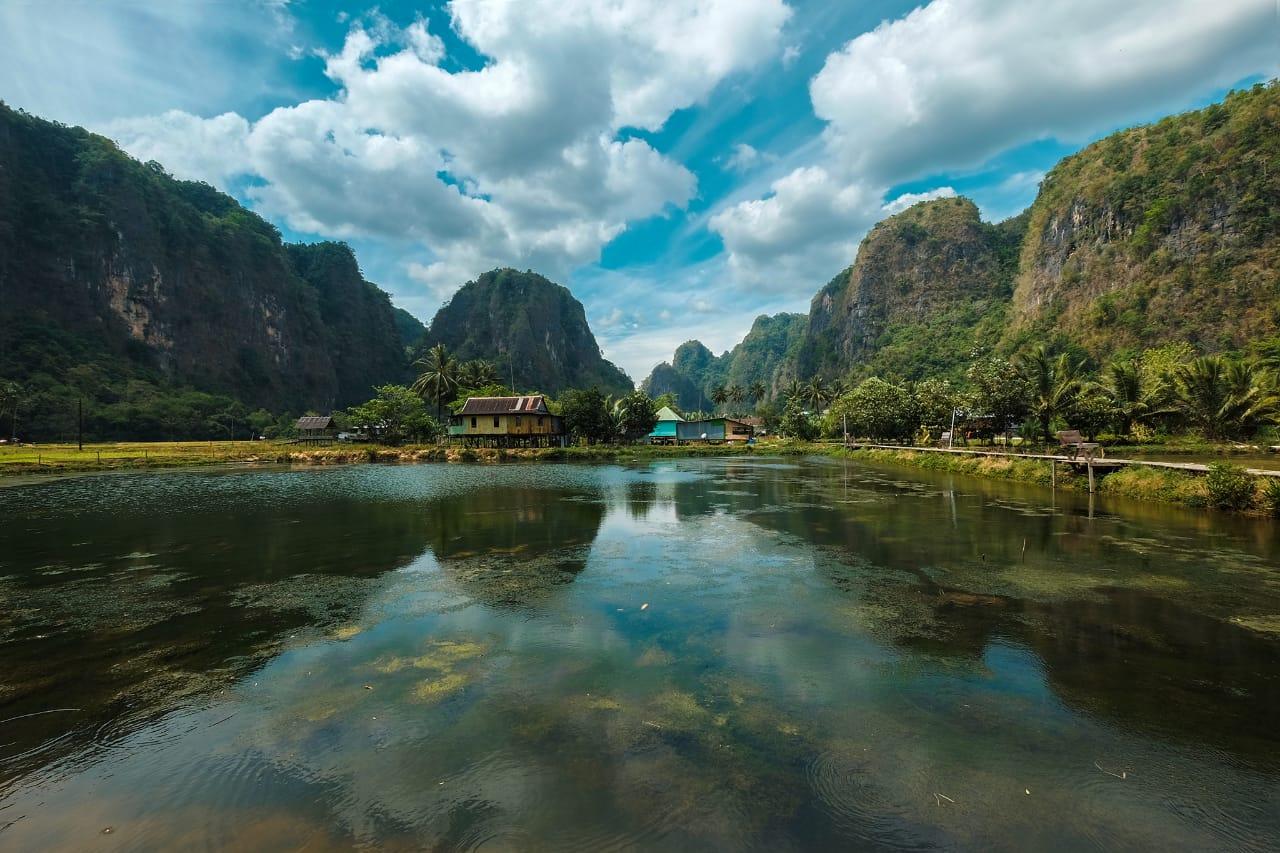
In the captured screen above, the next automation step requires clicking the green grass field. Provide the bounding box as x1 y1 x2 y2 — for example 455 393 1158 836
0 440 280 473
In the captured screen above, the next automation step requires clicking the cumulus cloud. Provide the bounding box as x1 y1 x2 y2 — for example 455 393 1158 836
712 0 1278 288
104 0 789 299
881 186 957 216
103 111 252 186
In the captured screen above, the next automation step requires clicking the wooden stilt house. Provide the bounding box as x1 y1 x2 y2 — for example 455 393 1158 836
448 395 566 447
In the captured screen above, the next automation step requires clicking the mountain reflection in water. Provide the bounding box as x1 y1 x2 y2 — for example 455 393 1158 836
0 458 1277 850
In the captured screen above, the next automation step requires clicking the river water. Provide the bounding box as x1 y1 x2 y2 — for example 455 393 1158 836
1 458 1278 850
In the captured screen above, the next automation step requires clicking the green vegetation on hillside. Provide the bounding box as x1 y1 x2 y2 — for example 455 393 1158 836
1009 81 1280 354
418 268 632 398
0 102 412 441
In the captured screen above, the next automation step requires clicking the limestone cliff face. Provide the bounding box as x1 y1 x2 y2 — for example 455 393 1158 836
419 268 633 397
1006 82 1280 355
798 197 1023 381
0 103 409 421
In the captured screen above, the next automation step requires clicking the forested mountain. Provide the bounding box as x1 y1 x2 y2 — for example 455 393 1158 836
798 197 1024 382
418 268 633 397
392 307 427 352
641 313 805 410
1005 83 1280 355
645 81 1280 398
0 103 414 439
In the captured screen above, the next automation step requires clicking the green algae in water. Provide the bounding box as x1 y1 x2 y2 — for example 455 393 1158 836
0 458 1278 850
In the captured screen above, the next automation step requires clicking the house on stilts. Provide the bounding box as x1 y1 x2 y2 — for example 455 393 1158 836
448 395 566 447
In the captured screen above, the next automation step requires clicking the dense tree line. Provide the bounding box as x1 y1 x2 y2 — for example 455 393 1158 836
771 341 1280 445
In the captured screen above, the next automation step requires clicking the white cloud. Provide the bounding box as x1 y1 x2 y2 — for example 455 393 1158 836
720 143 777 173
712 0 1278 291
0 2 297 126
101 0 789 302
881 186 956 216
811 0 1278 183
709 166 879 286
102 111 252 186
781 44 802 68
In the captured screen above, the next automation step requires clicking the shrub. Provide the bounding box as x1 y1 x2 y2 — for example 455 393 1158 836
1204 463 1256 511
1260 478 1280 516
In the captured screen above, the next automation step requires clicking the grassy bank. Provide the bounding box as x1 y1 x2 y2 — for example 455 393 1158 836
0 439 808 476
5 439 1277 516
832 447 1280 515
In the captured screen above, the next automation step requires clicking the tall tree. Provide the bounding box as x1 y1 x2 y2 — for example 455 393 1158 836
411 343 458 420
803 376 830 411
748 381 767 405
0 380 20 441
1018 345 1084 443
726 384 746 414
709 385 729 414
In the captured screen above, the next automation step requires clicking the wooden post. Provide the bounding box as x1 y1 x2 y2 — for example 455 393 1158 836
1087 462 1095 494
1050 459 1056 489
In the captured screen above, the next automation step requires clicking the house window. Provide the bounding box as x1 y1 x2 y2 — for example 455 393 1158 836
538 416 544 426
493 417 500 428
515 416 521 425
470 417 477 428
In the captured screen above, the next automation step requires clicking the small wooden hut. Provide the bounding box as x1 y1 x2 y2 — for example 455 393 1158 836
296 415 336 444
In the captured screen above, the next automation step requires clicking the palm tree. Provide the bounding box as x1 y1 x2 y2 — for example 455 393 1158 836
1172 356 1279 439
726 384 746 414
803 376 830 411
709 385 728 414
1018 345 1084 443
829 378 849 401
780 379 804 405
456 359 497 388
748 381 767 406
411 343 459 419
1101 357 1172 436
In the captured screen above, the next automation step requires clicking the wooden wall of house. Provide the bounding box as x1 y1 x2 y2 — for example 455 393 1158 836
460 414 560 435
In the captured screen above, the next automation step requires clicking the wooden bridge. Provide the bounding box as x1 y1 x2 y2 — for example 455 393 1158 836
844 442 1280 492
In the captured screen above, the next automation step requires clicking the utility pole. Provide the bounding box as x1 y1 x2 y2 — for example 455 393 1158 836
78 399 83 451
948 408 956 449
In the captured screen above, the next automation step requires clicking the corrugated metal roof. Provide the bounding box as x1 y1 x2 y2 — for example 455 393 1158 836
654 406 684 422
458 395 550 416
296 415 334 430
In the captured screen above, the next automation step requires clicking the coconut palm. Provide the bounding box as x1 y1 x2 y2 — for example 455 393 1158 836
780 379 804 405
748 380 767 405
411 343 459 419
709 385 729 414
803 376 830 411
458 359 497 388
726 384 746 414
1018 344 1085 443
1171 356 1279 439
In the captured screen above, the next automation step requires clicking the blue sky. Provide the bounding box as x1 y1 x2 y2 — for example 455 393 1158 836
2 0 1275 380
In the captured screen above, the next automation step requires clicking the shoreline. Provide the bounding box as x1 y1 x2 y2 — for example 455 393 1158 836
3 440 1277 516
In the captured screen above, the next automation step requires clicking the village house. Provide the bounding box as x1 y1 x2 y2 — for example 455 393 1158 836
676 417 754 444
647 405 685 445
449 395 566 447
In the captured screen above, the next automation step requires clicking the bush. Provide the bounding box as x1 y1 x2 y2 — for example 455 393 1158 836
1260 478 1280 516
1204 463 1256 511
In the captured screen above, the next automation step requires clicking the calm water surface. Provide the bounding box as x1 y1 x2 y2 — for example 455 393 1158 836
1 457 1278 850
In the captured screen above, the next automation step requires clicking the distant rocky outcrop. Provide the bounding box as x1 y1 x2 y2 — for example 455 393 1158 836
641 313 805 408
797 197 1024 381
418 268 633 397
